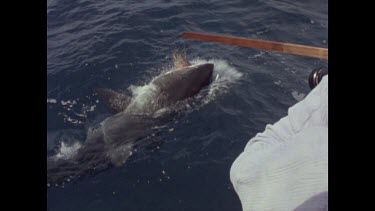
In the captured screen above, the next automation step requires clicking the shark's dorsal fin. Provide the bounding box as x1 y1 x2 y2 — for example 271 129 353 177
95 88 132 114
173 50 191 70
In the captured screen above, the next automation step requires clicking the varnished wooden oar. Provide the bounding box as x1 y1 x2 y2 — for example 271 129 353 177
183 32 328 60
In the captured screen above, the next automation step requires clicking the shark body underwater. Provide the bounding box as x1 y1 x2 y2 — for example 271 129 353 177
47 56 214 185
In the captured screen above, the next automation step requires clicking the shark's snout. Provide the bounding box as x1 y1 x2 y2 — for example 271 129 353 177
201 63 214 72
190 63 214 80
186 63 214 90
195 63 214 73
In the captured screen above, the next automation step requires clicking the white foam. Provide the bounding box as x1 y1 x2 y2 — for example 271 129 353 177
274 80 283 87
53 141 82 160
127 84 158 112
47 99 57 104
292 91 306 101
252 51 266 58
63 114 83 124
55 96 99 126
88 105 96 112
190 58 243 82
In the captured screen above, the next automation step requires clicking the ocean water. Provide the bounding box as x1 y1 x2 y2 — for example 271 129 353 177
47 0 328 210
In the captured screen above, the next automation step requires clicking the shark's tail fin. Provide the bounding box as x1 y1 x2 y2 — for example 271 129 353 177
47 128 135 186
47 138 110 186
47 157 80 186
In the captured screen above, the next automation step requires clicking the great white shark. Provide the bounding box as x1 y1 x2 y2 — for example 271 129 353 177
47 55 214 185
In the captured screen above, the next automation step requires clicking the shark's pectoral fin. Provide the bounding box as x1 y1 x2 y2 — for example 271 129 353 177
95 88 132 114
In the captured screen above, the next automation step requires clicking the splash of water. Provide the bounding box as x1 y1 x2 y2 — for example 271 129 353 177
53 141 82 160
126 83 159 114
190 58 243 81
190 58 243 106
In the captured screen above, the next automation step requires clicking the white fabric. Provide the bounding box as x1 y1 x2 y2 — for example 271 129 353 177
230 76 328 211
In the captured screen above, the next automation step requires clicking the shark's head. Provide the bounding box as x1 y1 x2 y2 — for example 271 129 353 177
174 63 214 86
151 63 214 104
94 63 214 115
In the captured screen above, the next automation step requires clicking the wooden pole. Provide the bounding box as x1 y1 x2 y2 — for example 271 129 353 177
183 32 328 60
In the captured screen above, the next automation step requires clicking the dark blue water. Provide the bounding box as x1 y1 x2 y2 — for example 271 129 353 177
47 0 328 210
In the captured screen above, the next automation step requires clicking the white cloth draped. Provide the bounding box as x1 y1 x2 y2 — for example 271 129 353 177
230 76 328 211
